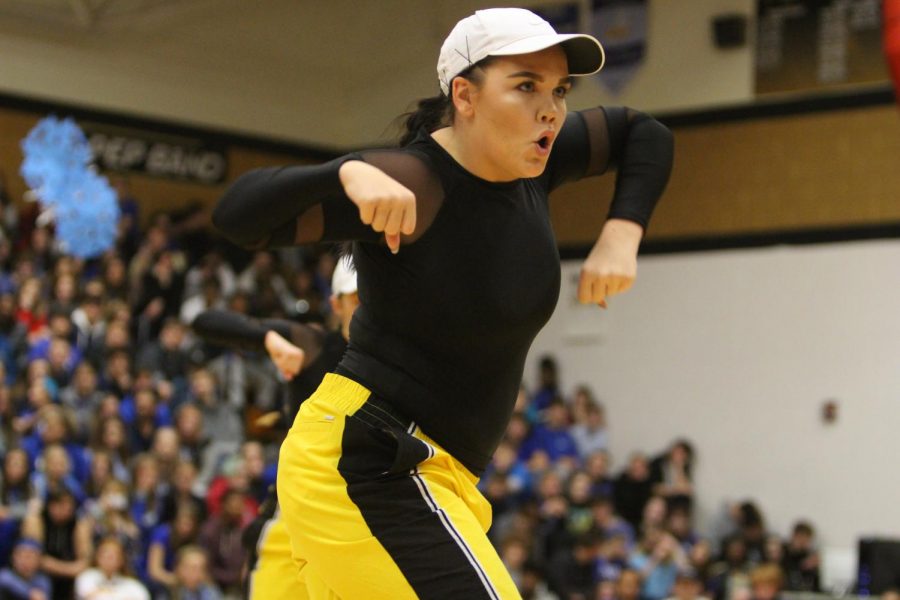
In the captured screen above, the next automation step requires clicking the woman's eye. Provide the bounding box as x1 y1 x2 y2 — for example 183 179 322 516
517 81 535 92
554 86 570 98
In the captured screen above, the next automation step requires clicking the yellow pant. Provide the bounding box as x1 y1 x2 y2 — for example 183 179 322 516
275 373 520 599
247 509 310 599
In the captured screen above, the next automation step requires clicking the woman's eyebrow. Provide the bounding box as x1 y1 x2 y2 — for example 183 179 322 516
507 71 573 85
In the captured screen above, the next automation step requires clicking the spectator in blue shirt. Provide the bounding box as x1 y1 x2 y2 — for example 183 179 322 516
0 448 34 568
130 454 168 582
596 532 631 583
146 502 202 595
20 405 89 484
1 447 34 520
0 538 52 600
59 362 104 444
480 440 532 505
125 389 171 453
531 355 560 413
629 529 691 600
30 444 86 506
89 416 132 485
520 398 579 465
584 449 615 499
45 337 82 390
13 376 54 440
571 399 609 458
590 495 635 550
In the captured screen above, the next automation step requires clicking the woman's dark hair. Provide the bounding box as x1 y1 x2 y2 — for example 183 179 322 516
739 501 764 529
671 438 695 463
1 448 31 502
170 502 201 549
398 58 495 146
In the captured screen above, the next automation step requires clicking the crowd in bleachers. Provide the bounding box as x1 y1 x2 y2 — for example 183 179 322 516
481 356 823 600
0 172 826 600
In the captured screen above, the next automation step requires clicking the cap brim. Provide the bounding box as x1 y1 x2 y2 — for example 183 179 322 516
487 33 605 75
333 286 358 296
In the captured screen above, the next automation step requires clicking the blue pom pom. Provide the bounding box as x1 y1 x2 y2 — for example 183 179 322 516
20 117 92 201
20 116 120 258
53 170 120 259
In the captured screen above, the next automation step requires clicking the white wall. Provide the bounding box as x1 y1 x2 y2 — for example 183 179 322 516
527 240 900 586
0 0 755 148
571 0 755 114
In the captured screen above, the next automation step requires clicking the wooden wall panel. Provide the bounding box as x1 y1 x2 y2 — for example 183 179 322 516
3 102 899 244
550 105 900 245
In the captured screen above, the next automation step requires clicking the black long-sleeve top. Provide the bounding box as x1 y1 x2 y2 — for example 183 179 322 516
213 107 673 474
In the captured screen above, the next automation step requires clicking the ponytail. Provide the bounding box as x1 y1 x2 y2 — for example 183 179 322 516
398 94 451 146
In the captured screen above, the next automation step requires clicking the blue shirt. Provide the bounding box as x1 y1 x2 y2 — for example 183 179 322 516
22 438 90 484
520 424 580 462
119 395 172 427
595 556 628 583
0 567 52 600
175 584 223 600
149 524 176 571
629 552 680 600
30 472 86 506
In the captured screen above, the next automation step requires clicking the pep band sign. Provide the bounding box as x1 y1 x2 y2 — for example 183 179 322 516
85 125 228 185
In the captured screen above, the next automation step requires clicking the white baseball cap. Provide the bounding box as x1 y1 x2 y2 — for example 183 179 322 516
331 255 357 297
437 8 605 95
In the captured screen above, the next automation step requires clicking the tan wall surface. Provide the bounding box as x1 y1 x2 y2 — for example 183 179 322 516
4 102 899 242
550 105 900 245
0 0 758 149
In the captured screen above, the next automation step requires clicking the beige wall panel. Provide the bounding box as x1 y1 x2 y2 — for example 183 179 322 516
5 102 899 240
551 105 900 245
0 0 757 148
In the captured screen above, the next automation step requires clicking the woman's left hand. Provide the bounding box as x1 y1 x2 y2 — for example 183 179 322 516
578 219 643 308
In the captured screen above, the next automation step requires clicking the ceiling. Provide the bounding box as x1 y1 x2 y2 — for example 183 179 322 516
0 1 759 150
0 0 516 149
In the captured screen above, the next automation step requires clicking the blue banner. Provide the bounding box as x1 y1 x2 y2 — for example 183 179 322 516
592 0 648 95
533 2 581 34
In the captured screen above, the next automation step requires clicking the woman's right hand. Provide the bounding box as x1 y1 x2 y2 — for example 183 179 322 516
339 160 416 253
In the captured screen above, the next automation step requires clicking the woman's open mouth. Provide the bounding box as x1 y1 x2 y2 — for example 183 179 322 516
533 131 555 157
534 135 552 157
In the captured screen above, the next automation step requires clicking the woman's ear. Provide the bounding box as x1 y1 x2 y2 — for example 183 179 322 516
452 77 476 119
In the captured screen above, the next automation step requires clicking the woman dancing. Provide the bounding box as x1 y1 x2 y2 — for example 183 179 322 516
213 7 673 598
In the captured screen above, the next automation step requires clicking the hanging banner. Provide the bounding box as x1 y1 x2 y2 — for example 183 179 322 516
533 2 581 34
83 123 228 185
591 0 648 95
756 0 887 95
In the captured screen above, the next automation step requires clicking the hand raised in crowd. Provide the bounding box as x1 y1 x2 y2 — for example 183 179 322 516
579 219 643 308
339 160 417 254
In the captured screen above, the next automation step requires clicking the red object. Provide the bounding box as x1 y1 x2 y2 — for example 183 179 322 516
15 308 47 335
886 0 900 105
205 476 259 526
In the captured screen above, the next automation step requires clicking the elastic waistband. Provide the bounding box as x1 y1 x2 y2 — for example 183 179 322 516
313 372 413 432
310 372 372 415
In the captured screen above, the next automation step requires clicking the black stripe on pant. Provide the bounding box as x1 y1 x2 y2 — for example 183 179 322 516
338 414 498 599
